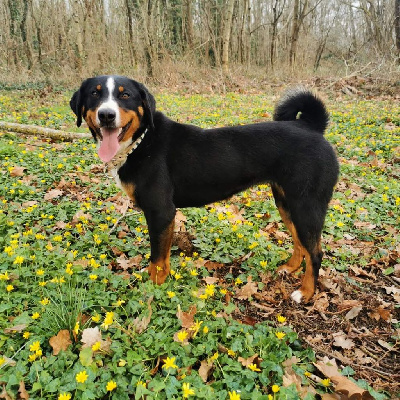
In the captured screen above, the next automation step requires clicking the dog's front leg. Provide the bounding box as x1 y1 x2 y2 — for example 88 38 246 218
144 207 176 285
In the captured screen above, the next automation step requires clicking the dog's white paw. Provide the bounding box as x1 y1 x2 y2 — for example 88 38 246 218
291 290 303 303
277 266 289 275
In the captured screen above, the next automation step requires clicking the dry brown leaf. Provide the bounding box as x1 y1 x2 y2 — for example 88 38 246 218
4 324 27 334
174 210 187 232
204 261 224 271
321 394 341 400
313 356 340 378
331 375 374 400
369 305 391 322
0 385 12 400
176 305 197 329
72 210 91 224
235 276 258 300
337 299 362 311
238 354 261 367
132 296 153 334
345 306 363 320
10 166 25 177
313 292 330 312
332 331 355 349
116 254 143 271
49 329 72 355
198 359 214 383
44 188 63 201
203 276 220 285
18 381 29 400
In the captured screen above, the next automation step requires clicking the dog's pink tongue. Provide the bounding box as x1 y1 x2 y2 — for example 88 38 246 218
98 128 120 162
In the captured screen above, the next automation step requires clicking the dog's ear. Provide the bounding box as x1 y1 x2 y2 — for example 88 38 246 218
132 81 156 131
70 88 83 127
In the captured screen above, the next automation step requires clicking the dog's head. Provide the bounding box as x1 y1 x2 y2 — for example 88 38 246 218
70 75 155 162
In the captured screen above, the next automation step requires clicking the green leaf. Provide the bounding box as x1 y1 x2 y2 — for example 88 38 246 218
79 347 93 367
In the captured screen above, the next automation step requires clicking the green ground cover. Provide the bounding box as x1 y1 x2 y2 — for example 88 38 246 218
0 87 398 399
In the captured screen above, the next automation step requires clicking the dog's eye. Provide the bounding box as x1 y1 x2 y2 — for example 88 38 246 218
120 93 130 99
91 90 99 98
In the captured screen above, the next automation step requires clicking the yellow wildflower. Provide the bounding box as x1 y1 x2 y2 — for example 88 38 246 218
58 393 72 400
228 391 241 400
182 382 195 398
75 370 89 383
106 380 117 392
162 356 178 370
272 385 280 393
248 363 261 372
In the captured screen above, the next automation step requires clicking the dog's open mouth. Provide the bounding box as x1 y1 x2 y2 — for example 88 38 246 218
97 121 132 163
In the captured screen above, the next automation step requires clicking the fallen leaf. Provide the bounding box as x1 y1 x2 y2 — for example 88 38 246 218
238 354 262 367
235 276 258 300
203 276 220 285
132 296 153 334
176 305 197 329
313 292 330 312
174 210 187 232
81 326 102 349
369 305 391 322
337 299 362 311
4 324 27 334
377 339 394 351
10 166 25 177
345 306 363 320
18 381 29 400
199 359 213 383
79 347 93 366
0 385 12 400
331 375 374 400
49 329 72 355
313 357 340 378
332 331 355 349
44 189 63 201
117 254 143 270
204 261 224 271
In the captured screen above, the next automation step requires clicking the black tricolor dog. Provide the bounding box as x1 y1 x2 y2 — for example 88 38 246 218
70 75 339 303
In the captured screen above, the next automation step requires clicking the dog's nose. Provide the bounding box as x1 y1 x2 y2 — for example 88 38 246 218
98 108 116 124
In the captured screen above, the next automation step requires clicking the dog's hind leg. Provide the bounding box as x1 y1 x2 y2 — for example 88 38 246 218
287 199 325 303
271 184 305 274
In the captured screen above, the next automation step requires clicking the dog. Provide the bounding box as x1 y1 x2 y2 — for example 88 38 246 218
70 75 339 303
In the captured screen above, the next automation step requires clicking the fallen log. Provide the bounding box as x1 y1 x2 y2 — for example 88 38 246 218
0 121 91 141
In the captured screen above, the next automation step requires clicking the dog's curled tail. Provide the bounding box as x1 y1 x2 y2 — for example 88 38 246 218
273 88 329 134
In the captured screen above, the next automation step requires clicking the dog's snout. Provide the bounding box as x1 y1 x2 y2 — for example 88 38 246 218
98 108 116 124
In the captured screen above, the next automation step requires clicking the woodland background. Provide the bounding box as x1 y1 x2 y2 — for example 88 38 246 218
1 0 400 89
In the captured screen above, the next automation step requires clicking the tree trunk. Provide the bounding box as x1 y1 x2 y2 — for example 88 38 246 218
20 0 33 70
183 0 194 51
221 0 235 74
72 0 84 75
395 0 400 62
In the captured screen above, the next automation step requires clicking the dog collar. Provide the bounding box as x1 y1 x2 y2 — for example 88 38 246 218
105 128 148 172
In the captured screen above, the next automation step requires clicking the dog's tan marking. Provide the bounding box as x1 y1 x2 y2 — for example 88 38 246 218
119 86 124 93
120 182 136 204
96 84 102 91
85 109 99 132
138 106 144 116
276 204 305 274
148 220 175 285
119 110 140 143
297 240 321 302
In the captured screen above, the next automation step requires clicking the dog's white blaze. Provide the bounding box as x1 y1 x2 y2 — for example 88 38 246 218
96 77 121 126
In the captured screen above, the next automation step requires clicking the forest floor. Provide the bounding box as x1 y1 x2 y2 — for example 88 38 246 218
0 81 398 399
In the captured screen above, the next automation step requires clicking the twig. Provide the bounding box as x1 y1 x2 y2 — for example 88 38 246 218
0 121 91 141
